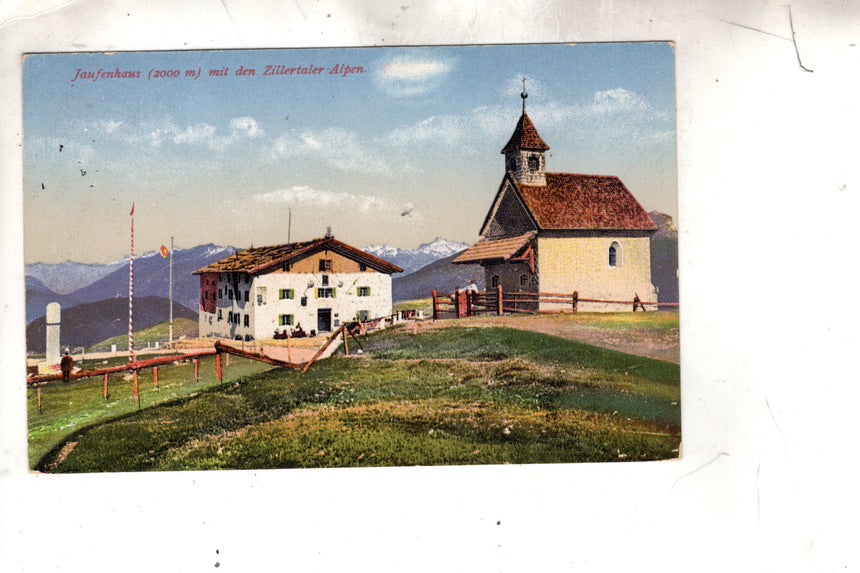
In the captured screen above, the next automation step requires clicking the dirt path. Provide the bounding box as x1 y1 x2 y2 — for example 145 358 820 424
413 313 680 363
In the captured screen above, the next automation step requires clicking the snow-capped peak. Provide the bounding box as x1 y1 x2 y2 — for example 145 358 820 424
416 237 470 257
365 243 400 257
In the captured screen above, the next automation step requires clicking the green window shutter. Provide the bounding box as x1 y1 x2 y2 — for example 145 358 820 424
331 287 336 298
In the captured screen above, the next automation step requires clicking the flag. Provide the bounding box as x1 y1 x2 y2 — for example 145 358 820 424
160 245 169 257
130 202 135 216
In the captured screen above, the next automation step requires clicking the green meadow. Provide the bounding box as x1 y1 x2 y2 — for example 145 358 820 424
33 321 680 472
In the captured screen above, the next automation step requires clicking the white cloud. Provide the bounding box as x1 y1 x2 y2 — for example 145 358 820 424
142 119 180 147
171 117 265 150
271 127 392 175
589 88 649 114
173 122 219 147
98 116 263 150
254 185 386 213
374 54 455 96
384 115 465 147
229 116 264 138
97 119 125 134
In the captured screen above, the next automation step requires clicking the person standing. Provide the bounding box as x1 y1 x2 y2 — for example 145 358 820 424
60 350 74 382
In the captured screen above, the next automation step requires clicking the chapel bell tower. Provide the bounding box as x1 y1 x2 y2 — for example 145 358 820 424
501 78 549 186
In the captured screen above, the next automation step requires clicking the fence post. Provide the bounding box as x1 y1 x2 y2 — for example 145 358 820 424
572 291 578 312
455 288 462 318
37 386 42 414
497 285 503 315
432 289 439 321
153 366 159 391
466 290 473 317
103 373 108 400
193 358 199 381
342 327 349 356
133 370 140 408
216 352 223 382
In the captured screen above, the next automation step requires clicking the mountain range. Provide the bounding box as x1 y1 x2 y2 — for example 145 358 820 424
365 238 471 276
25 244 237 323
23 218 678 350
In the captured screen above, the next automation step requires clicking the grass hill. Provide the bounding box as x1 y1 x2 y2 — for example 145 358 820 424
26 296 197 353
87 317 199 352
34 316 680 472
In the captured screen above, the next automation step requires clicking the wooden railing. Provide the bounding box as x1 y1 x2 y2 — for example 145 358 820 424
432 286 678 319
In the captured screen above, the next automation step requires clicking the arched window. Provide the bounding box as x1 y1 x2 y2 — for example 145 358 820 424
491 275 500 288
609 241 621 268
528 154 539 171
520 274 529 287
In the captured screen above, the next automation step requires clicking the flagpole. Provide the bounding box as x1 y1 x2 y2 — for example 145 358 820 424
129 202 135 363
169 235 174 346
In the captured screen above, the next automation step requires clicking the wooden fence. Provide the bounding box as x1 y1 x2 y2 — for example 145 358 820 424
27 320 374 413
432 286 678 319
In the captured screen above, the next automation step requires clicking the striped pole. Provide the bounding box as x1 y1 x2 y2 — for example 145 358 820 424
169 235 174 346
129 202 135 363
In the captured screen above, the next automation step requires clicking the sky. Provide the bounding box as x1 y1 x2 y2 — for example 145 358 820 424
23 43 677 264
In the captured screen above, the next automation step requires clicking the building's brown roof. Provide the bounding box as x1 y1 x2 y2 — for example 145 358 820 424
515 173 657 230
452 231 536 265
194 237 403 275
500 113 550 153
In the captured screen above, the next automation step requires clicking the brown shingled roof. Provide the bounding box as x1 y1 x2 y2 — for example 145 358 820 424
515 173 657 230
194 237 403 275
452 232 536 265
500 113 550 153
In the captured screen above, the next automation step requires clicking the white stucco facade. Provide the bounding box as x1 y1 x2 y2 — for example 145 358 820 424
196 239 399 340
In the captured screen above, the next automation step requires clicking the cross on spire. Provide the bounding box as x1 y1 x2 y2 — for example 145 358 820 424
521 77 528 114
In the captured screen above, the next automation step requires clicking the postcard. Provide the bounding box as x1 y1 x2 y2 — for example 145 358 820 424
23 43 679 473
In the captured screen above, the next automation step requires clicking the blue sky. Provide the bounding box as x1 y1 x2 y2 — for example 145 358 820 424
23 43 676 264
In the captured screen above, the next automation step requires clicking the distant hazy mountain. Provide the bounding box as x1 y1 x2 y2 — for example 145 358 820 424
365 237 471 276
25 244 237 322
648 211 679 306
24 276 85 323
392 250 484 302
26 295 197 353
26 259 127 295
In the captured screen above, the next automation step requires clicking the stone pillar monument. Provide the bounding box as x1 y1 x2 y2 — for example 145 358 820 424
46 302 61 367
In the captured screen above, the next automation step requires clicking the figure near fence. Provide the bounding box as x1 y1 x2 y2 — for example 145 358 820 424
60 350 74 382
